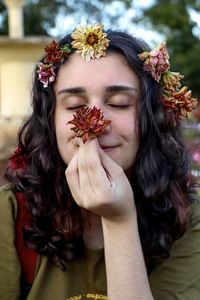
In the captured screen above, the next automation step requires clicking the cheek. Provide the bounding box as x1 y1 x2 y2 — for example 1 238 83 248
55 109 73 140
120 117 140 161
54 111 77 165
117 116 138 140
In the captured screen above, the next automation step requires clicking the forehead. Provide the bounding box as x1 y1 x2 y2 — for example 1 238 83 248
54 52 140 92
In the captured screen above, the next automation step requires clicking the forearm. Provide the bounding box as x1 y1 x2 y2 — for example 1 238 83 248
102 214 154 300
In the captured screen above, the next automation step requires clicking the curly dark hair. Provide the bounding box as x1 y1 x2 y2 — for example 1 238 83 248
5 30 197 273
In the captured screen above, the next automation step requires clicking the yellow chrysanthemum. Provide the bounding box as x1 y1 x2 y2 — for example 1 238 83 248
71 24 110 61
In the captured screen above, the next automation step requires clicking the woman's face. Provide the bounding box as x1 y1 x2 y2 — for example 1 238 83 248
54 52 140 173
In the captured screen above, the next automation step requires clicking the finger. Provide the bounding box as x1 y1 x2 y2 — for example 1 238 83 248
97 144 124 181
74 137 83 147
78 139 109 191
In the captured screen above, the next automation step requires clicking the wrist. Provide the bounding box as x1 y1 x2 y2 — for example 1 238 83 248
101 209 138 236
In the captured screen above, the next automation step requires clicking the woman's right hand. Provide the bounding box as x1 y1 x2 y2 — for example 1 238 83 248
65 138 136 220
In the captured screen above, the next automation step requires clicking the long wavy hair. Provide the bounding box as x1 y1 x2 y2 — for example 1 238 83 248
5 31 197 272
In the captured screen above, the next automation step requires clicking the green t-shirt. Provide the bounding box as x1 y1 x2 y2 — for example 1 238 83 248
0 185 200 300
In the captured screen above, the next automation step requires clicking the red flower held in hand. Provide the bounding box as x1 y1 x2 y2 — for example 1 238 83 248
67 106 111 143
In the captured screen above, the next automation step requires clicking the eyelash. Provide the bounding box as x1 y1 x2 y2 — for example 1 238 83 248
67 105 86 111
108 104 130 109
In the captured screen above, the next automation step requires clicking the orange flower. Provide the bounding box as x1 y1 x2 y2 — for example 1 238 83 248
162 71 184 92
67 106 111 143
162 86 198 117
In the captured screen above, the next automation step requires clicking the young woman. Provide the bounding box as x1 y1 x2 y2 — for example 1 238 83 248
0 24 199 300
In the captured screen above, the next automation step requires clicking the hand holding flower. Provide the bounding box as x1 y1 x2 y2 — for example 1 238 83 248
65 139 135 219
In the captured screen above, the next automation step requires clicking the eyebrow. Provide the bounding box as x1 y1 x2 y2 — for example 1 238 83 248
57 85 138 96
106 85 137 93
57 87 85 95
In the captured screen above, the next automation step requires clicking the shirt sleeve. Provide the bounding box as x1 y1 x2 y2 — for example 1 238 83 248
0 185 21 300
149 199 200 300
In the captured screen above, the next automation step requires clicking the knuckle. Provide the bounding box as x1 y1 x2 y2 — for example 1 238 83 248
65 167 76 177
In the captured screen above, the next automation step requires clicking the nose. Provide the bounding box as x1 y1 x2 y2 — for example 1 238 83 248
100 108 111 134
103 122 111 134
88 101 111 133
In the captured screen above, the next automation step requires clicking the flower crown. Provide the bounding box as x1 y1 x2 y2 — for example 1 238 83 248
37 23 198 119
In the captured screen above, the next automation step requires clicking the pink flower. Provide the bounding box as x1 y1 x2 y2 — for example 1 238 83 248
192 152 200 164
37 63 56 88
138 42 170 82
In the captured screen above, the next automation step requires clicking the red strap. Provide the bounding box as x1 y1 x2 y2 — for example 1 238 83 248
15 192 39 284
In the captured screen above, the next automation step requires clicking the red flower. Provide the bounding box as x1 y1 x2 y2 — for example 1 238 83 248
9 146 27 170
44 40 71 63
67 106 111 143
44 40 63 63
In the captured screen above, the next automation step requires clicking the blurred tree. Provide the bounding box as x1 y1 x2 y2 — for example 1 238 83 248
0 1 7 34
0 0 70 35
0 0 132 36
142 0 200 98
23 1 67 35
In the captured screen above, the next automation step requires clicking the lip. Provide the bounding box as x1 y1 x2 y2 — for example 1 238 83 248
100 145 119 152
